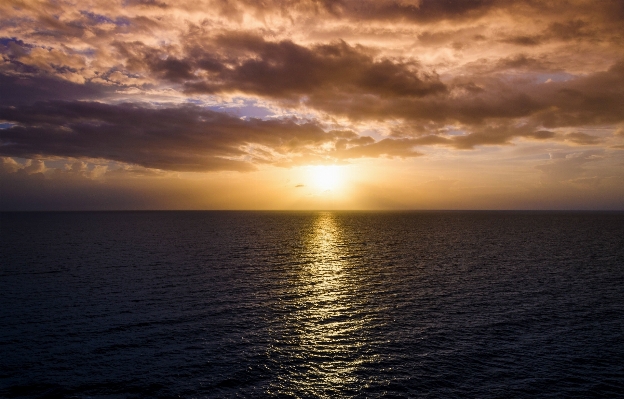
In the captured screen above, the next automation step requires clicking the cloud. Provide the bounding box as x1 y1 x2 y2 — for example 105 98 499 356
308 0 499 22
0 72 111 106
536 150 604 184
1 0 624 210
529 130 556 140
334 137 423 158
177 34 446 100
22 159 47 174
3 1 623 134
128 29 624 151
309 60 624 147
564 132 602 145
502 35 543 46
0 101 427 171
3 1 623 159
0 156 21 174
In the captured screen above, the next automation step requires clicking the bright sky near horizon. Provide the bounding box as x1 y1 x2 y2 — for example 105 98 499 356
1 0 623 210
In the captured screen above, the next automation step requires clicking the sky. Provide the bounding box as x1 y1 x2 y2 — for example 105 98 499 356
1 0 623 210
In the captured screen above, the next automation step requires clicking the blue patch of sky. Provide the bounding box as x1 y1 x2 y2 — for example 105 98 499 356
444 127 466 136
0 123 16 129
0 17 35 29
185 99 204 105
0 37 31 47
186 97 276 120
497 71 576 85
100 66 140 78
71 48 97 57
42 159 71 169
0 37 33 56
80 11 130 27
115 17 131 27
52 64 78 74
536 72 575 83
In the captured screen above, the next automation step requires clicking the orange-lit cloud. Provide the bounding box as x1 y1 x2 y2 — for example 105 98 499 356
1 0 623 209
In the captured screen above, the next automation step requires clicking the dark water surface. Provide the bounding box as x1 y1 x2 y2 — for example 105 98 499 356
1 211 623 398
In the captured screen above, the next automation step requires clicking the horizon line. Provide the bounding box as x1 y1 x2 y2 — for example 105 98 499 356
2 209 623 213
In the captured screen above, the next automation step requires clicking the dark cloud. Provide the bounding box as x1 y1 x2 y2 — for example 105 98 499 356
307 59 624 146
150 57 195 82
495 54 554 71
1 37 33 58
529 130 556 140
0 101 426 171
227 0 500 23
547 20 593 41
198 0 624 35
0 73 111 106
4 2 623 146
175 35 447 100
503 35 543 46
502 20 600 47
531 61 624 128
116 25 624 151
124 0 169 8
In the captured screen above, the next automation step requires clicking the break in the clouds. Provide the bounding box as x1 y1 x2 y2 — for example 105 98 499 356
1 0 623 209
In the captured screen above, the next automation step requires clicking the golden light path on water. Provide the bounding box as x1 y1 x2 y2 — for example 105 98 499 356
269 212 376 397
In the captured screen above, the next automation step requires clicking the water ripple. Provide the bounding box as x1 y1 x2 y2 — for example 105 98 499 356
1 211 623 398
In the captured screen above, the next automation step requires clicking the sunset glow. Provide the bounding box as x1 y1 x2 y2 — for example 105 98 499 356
309 165 344 193
1 0 623 210
2 2 623 393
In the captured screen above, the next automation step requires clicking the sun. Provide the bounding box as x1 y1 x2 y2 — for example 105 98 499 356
309 165 343 192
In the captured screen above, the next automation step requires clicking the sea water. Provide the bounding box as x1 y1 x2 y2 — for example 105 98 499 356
1 211 623 397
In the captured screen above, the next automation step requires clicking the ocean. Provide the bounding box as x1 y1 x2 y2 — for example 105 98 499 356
1 211 623 398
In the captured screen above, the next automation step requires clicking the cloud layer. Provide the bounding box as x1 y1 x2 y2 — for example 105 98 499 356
0 98 430 171
1 0 624 208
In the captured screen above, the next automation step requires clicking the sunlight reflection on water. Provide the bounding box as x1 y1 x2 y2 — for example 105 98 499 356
269 212 372 397
3 212 624 397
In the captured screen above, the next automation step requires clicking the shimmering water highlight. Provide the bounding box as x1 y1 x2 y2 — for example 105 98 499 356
1 211 623 398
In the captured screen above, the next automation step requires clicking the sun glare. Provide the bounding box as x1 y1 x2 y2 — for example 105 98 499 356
309 165 343 192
